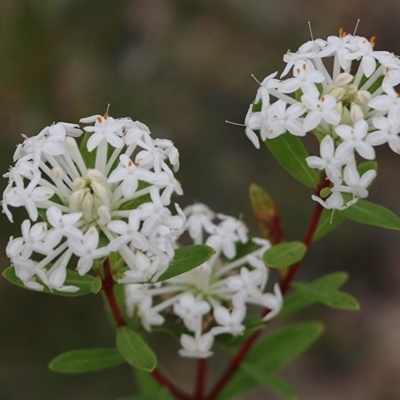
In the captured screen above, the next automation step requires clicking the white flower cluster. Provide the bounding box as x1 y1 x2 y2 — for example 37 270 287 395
125 203 282 358
245 31 400 209
3 113 185 292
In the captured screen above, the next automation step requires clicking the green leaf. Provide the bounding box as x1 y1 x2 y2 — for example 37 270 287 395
80 131 96 169
292 281 359 310
220 322 323 399
242 370 297 400
116 327 156 372
280 272 355 316
218 370 256 400
157 245 215 282
48 348 124 373
263 241 307 268
119 193 152 211
91 276 102 293
313 208 346 241
248 321 323 371
265 133 319 187
2 267 94 297
341 199 400 230
357 160 378 177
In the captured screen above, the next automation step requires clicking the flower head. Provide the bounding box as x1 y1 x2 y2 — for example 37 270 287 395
244 31 400 209
124 204 282 358
3 113 184 292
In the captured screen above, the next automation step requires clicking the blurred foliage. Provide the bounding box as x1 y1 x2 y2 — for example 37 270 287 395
2 1 400 399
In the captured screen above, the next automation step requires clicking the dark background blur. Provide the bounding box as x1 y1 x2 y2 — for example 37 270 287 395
1 1 400 399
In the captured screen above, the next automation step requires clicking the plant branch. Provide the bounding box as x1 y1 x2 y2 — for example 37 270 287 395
152 369 192 400
101 258 125 328
206 178 328 400
194 358 208 399
101 258 190 400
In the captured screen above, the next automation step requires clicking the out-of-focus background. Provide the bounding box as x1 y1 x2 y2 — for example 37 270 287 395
1 1 400 399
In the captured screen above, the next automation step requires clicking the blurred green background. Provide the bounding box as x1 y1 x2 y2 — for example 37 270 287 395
1 1 400 399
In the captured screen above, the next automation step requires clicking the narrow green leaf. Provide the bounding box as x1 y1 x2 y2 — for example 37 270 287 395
242 369 297 400
280 272 350 316
220 322 323 399
341 199 400 230
157 245 215 282
263 241 307 268
218 371 256 400
2 267 94 297
116 327 156 372
48 348 124 373
265 133 319 187
292 281 359 310
247 321 324 372
313 209 346 241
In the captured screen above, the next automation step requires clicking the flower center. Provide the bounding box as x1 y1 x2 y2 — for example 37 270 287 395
69 169 112 225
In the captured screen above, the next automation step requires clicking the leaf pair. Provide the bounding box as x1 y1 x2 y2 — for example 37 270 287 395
49 326 156 374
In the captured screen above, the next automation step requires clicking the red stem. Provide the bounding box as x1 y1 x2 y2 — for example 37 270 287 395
100 258 190 400
152 369 192 400
280 200 324 295
102 258 125 327
206 181 328 400
194 359 208 399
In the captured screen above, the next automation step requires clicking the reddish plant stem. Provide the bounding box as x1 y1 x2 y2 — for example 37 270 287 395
206 181 328 400
206 329 263 400
152 369 192 400
101 258 190 400
194 358 208 399
280 200 324 295
102 258 125 328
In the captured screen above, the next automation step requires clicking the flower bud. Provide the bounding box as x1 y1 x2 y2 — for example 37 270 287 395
82 192 94 222
51 167 64 182
69 188 87 211
340 106 351 125
334 73 354 87
350 103 364 122
330 87 345 101
357 90 372 104
97 205 111 225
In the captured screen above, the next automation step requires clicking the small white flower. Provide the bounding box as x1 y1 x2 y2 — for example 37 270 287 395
3 113 183 292
210 305 246 336
83 114 124 151
335 119 375 160
306 135 346 184
243 31 400 210
179 333 214 359
68 227 109 275
6 174 54 222
124 205 280 358
301 94 341 132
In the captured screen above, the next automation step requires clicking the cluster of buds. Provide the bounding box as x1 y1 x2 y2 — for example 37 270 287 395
3 113 185 292
125 203 282 358
245 31 400 209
